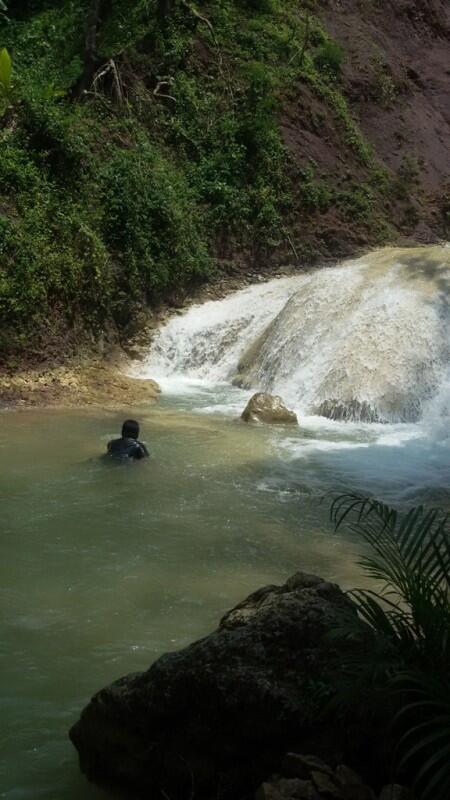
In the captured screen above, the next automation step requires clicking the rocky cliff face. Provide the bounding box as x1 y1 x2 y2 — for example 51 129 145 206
70 573 359 800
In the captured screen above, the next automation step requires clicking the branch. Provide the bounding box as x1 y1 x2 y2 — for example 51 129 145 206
181 0 216 41
91 58 125 105
153 78 176 103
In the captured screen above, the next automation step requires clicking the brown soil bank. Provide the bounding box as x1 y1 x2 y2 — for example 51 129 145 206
270 0 450 264
324 0 450 202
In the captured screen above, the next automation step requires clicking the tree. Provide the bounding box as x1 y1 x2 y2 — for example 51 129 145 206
72 0 177 100
72 0 110 99
157 0 175 23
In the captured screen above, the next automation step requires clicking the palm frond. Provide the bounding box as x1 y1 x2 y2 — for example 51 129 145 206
329 494 450 800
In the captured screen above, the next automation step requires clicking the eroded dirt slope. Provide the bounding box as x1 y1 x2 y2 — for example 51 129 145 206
277 0 449 260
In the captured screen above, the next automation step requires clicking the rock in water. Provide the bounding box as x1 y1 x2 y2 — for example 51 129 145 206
70 573 355 799
241 392 298 424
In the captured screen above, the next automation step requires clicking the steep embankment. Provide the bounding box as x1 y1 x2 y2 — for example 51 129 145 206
283 0 450 256
0 0 448 370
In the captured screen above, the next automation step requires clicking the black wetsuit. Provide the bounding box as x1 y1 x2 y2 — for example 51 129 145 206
107 437 149 460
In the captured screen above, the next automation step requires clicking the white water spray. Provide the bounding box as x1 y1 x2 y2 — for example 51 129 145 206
137 246 450 424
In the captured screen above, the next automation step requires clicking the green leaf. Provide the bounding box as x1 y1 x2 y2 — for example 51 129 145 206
0 48 12 93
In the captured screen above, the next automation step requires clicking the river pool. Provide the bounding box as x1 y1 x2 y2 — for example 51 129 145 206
1 387 450 799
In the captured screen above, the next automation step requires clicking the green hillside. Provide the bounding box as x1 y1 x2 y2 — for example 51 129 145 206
0 0 447 363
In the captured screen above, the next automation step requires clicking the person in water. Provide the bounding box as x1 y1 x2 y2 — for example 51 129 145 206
107 419 149 460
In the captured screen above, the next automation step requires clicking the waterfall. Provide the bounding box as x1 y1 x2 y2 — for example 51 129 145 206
137 246 450 423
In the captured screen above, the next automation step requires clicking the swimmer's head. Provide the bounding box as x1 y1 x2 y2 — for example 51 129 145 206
122 419 139 439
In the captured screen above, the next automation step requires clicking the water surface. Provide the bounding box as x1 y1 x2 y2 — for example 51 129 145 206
0 402 368 799
1 397 449 799
3 244 450 798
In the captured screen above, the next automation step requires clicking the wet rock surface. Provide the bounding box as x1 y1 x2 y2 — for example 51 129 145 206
241 393 298 425
70 573 357 799
314 399 383 424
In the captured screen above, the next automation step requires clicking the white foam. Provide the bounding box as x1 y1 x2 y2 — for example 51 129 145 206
132 245 450 430
134 276 300 384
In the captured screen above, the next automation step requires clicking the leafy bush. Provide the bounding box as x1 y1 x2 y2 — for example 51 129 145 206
99 140 211 300
0 185 111 350
0 0 380 359
314 40 344 78
331 495 450 800
237 0 277 13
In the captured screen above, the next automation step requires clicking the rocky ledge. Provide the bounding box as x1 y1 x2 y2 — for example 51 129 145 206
70 572 377 799
0 360 160 408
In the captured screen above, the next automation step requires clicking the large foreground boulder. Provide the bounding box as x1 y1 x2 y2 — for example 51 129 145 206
241 393 298 424
70 573 356 799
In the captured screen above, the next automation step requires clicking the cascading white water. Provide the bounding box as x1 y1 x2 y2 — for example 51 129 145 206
137 246 450 423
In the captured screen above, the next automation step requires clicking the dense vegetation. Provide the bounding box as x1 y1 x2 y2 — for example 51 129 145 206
331 495 450 800
0 1 403 361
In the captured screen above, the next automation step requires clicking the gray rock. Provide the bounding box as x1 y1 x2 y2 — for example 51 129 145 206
256 781 284 800
311 770 343 798
378 786 411 800
256 777 320 800
70 573 355 799
336 764 376 800
282 754 335 780
241 393 298 424
314 399 383 424
259 759 379 800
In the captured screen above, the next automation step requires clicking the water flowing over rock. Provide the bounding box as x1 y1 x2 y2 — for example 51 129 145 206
135 246 450 424
314 399 383 424
241 393 298 424
70 573 357 799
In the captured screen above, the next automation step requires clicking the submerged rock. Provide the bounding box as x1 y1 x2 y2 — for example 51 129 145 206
241 392 298 424
70 573 355 799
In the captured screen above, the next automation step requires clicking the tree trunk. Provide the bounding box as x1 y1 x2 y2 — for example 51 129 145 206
157 0 175 26
72 0 108 100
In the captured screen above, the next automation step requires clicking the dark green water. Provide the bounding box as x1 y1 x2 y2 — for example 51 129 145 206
1 398 449 799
